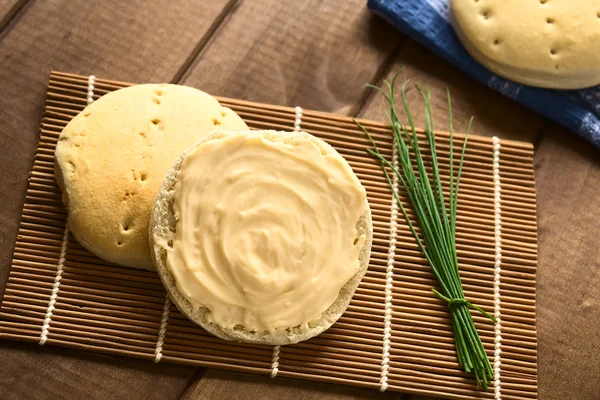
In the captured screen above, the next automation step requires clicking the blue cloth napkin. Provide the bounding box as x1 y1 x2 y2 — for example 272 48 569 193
368 0 600 148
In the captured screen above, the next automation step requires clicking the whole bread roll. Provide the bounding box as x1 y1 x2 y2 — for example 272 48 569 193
149 130 373 345
451 0 600 89
55 84 248 270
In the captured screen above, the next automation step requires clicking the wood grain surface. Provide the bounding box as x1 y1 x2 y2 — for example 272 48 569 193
534 126 600 400
0 0 597 399
0 0 26 32
180 371 404 400
181 0 402 115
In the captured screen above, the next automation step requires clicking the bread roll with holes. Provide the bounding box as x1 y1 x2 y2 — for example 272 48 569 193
150 130 373 344
450 0 600 89
55 84 248 270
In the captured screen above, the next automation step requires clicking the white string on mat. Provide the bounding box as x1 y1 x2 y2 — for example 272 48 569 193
270 345 281 378
39 220 69 345
380 136 399 392
87 75 95 104
270 105 304 378
492 136 503 400
294 106 303 132
154 295 171 363
40 75 96 346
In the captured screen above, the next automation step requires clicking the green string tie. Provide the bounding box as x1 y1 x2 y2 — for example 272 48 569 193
432 289 497 323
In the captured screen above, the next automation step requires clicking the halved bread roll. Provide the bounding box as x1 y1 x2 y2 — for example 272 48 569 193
150 130 373 345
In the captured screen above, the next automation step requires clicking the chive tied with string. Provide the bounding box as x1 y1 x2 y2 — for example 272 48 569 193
355 75 497 390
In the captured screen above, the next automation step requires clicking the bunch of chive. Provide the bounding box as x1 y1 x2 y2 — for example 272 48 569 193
356 75 497 390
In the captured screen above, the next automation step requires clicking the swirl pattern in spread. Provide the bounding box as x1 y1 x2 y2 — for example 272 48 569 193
167 131 367 332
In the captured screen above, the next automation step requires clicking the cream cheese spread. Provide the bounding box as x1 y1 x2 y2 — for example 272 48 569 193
166 131 367 332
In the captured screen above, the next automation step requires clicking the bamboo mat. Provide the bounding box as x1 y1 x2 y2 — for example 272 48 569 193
0 72 537 400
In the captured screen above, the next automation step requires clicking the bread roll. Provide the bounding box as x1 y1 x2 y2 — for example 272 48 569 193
55 84 248 270
451 0 600 89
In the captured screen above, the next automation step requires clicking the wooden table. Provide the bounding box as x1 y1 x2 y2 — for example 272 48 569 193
0 1 598 399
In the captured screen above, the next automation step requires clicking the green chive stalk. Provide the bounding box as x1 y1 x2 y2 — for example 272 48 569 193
356 74 497 390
